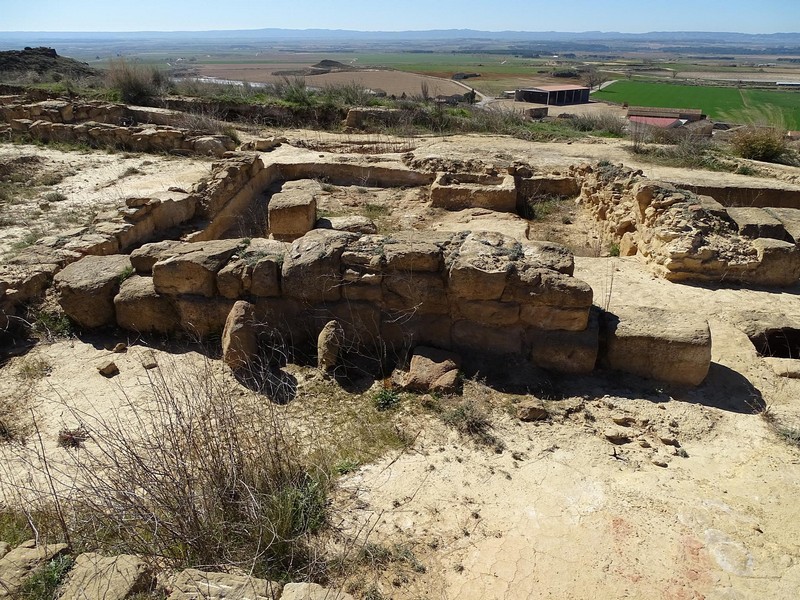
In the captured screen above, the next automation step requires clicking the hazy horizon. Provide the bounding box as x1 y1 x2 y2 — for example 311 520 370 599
1 0 797 35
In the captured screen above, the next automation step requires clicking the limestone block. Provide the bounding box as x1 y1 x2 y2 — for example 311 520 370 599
174 295 235 338
529 314 599 374
167 568 281 600
520 304 589 331
382 272 448 314
430 172 516 212
60 553 152 600
403 346 462 393
318 320 345 372
600 305 711 386
503 267 593 308
457 299 520 327
726 207 788 240
54 254 131 328
115 275 178 334
222 301 258 372
268 181 318 241
0 540 69 599
750 238 800 287
282 230 355 305
152 240 242 297
452 320 523 355
217 259 248 299
382 240 442 272
765 207 800 244
130 240 181 274
521 241 575 276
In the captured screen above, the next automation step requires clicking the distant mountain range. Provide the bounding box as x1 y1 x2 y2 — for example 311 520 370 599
0 29 798 45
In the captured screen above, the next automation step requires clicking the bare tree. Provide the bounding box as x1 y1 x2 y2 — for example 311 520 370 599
582 66 608 90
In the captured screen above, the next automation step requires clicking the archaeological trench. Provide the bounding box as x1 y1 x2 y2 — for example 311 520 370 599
3 100 800 388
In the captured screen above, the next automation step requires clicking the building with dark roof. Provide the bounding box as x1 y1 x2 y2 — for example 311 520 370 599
515 85 590 106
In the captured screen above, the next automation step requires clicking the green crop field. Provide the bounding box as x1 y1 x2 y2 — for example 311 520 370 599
594 80 800 129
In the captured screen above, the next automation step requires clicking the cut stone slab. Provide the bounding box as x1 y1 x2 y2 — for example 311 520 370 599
115 275 178 334
281 583 355 600
130 240 181 274
54 254 131 328
0 539 69 598
600 305 711 386
268 180 318 241
764 207 800 245
167 568 281 600
726 207 788 241
60 553 152 600
529 313 599 374
152 239 242 297
432 208 530 242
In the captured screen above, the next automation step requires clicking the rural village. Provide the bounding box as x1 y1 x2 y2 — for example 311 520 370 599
0 11 800 600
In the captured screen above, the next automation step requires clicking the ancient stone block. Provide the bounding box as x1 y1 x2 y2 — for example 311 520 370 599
268 180 318 241
115 275 178 334
222 301 258 372
281 230 354 305
452 320 523 355
54 254 131 328
529 314 599 374
726 206 788 240
60 553 152 600
600 305 711 386
403 346 462 393
174 295 235 338
152 239 242 297
167 568 281 600
430 172 516 212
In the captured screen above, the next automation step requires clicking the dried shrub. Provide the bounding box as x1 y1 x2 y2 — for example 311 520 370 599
730 127 789 163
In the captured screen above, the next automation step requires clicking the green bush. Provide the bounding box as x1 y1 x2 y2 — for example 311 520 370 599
730 127 788 163
107 59 168 105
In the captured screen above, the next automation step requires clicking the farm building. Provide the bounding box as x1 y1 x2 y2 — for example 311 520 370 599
515 85 590 106
626 107 705 122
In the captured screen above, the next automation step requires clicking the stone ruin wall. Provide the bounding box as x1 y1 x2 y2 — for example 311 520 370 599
575 162 800 286
2 149 718 386
0 99 237 156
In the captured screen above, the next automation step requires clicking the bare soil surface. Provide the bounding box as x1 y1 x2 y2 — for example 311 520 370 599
2 129 800 599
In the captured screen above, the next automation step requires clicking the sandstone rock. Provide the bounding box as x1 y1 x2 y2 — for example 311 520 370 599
604 429 632 445
167 568 281 600
174 296 235 338
268 180 318 241
452 321 523 355
318 320 345 372
130 240 181 274
456 299 519 327
521 241 575 276
152 239 242 297
0 544 8 559
191 135 236 157
60 553 152 600
529 315 599 374
281 583 354 600
115 275 178 334
98 360 119 377
763 357 800 378
315 215 377 234
726 207 788 240
765 207 800 245
403 346 462 393
282 230 355 305
619 232 638 256
383 239 443 272
54 254 131 328
432 208 530 242
749 238 800 286
600 305 711 386
0 540 69 598
222 301 258 371
517 399 549 421
216 259 247 299
383 272 448 314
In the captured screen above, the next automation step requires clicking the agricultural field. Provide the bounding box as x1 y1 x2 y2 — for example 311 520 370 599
594 80 800 128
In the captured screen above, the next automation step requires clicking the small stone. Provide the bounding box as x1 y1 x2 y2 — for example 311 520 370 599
604 429 631 445
660 436 680 447
612 416 635 427
98 361 119 377
112 342 127 353
517 400 549 422
652 459 669 468
142 360 158 370
639 440 652 449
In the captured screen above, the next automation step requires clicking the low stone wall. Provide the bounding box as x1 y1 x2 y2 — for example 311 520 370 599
55 229 598 373
430 172 517 212
576 162 800 286
0 99 237 156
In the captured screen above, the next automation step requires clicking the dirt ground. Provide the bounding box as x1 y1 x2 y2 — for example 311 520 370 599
2 131 800 599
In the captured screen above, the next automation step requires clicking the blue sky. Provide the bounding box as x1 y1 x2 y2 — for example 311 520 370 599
1 0 796 33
